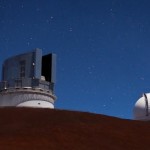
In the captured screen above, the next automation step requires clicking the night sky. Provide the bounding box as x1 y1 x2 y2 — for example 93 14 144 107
1 0 150 119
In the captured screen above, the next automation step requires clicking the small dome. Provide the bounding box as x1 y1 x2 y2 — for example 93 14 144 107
133 93 150 120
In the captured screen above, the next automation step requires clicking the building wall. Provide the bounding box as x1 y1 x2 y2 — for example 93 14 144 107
0 48 56 93
34 49 42 79
17 100 54 108
2 48 42 81
0 92 54 108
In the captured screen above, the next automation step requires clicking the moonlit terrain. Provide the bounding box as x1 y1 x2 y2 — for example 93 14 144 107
0 108 150 150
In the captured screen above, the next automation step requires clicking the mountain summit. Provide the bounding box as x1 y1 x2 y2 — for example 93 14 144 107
0 108 149 150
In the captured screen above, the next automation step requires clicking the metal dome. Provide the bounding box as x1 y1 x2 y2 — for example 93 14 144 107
133 93 150 120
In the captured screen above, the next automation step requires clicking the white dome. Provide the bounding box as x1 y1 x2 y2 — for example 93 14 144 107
133 93 150 120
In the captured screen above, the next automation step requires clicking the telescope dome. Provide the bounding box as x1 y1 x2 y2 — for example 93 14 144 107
133 93 150 120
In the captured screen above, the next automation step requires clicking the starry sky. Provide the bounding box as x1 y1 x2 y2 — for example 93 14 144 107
1 0 150 119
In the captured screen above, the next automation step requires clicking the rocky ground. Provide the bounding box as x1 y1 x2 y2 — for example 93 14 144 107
0 108 149 150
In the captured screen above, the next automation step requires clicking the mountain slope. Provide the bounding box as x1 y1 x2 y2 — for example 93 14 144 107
0 108 149 150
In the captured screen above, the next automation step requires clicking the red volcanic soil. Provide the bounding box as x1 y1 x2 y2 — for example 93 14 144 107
0 108 149 150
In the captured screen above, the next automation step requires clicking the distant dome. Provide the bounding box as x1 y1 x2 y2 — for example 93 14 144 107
133 93 150 120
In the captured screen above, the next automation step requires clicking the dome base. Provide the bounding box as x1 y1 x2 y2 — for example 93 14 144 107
0 88 55 109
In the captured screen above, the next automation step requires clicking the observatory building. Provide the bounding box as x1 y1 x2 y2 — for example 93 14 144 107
133 93 150 121
0 48 56 108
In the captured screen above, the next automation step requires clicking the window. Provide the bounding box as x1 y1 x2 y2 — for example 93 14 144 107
20 60 26 78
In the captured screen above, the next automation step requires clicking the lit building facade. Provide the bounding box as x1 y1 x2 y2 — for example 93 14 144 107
0 48 56 108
